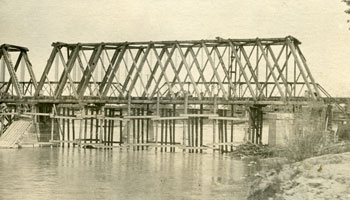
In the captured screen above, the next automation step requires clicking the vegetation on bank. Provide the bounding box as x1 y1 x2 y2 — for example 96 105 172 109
245 102 350 200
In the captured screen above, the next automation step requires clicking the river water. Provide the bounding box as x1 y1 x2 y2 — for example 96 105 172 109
0 147 260 200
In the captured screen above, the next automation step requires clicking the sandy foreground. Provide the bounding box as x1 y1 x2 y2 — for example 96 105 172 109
247 152 350 200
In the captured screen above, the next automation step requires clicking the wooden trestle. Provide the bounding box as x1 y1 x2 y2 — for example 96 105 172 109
28 94 256 153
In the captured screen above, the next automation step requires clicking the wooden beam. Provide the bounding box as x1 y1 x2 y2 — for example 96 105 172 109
152 47 176 98
79 50 103 98
256 41 285 100
239 46 263 97
164 48 186 95
229 42 257 100
127 48 149 96
266 45 292 97
171 48 191 87
126 45 152 96
258 45 286 96
76 52 94 95
119 48 143 97
103 46 128 97
142 48 166 97
77 44 103 97
150 46 176 98
34 47 58 97
99 48 120 94
213 46 238 98
269 51 292 96
22 51 38 90
1 48 23 97
176 43 201 99
54 46 80 98
4 52 23 93
286 39 316 100
188 47 211 96
295 45 321 98
202 43 229 100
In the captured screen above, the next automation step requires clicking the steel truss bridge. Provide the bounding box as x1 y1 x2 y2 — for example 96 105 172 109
0 36 335 152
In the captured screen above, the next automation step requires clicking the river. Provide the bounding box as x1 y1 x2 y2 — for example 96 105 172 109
0 147 260 200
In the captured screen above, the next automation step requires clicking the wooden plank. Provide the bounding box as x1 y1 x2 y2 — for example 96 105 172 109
49 140 77 144
124 115 160 119
208 116 248 121
0 113 18 116
152 116 188 121
51 115 79 120
23 112 51 116
180 114 218 117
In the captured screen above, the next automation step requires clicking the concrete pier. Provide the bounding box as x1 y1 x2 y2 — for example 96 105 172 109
266 113 294 146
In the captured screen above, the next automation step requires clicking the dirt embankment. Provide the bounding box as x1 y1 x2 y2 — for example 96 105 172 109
247 152 350 200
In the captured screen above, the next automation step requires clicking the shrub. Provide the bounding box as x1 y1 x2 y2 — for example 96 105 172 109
283 103 328 162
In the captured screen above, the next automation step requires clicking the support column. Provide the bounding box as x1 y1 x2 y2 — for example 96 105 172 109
155 93 160 151
213 95 217 151
99 106 105 144
127 94 131 146
78 107 84 147
183 92 188 150
248 105 264 144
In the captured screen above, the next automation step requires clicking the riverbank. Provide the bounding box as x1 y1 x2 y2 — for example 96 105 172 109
247 145 350 200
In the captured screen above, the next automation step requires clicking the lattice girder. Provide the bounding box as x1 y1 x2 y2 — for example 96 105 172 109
33 36 321 102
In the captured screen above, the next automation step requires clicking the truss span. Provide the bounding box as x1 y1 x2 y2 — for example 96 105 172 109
1 36 321 104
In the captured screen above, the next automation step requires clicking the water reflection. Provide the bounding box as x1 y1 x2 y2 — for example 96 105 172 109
0 148 258 200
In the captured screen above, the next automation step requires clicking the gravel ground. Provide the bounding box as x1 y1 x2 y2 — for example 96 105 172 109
247 152 350 200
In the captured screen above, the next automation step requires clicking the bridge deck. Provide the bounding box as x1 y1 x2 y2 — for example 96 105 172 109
0 96 314 105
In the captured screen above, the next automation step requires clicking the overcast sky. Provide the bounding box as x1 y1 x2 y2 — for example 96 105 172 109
1 0 349 96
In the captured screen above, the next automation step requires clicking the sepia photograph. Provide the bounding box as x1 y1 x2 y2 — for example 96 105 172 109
0 0 350 199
